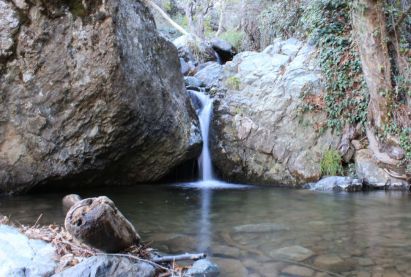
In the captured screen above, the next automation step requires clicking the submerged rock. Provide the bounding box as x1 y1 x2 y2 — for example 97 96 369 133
233 223 289 233
270 245 314 262
281 265 314 277
212 258 247 277
53 256 155 277
211 38 340 186
0 0 201 193
0 225 56 277
313 255 354 273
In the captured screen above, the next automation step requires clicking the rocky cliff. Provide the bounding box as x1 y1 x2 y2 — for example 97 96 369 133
0 0 201 193
210 38 341 186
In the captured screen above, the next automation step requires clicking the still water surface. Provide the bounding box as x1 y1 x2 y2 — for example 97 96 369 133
1 185 411 277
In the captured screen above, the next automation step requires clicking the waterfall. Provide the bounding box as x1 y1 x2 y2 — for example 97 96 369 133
192 90 214 181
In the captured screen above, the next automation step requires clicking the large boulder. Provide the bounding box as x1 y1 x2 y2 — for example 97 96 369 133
0 0 201 193
211 38 341 186
0 225 56 277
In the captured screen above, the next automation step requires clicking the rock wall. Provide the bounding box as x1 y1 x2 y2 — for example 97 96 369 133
0 0 201 193
211 38 341 186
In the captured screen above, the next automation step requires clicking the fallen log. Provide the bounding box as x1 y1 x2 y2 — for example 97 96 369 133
65 196 140 253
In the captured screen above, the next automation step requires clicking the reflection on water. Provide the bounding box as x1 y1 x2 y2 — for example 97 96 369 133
198 188 212 252
2 186 411 276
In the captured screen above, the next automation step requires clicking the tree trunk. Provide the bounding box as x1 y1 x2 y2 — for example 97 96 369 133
216 0 226 36
352 0 393 129
145 0 191 37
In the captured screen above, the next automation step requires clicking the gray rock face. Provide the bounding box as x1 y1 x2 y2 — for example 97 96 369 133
0 225 56 277
211 38 340 186
0 0 201 193
194 62 224 88
53 256 155 277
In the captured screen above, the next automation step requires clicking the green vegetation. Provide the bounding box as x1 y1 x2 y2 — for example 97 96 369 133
302 0 369 132
258 1 304 47
321 149 344 176
174 14 189 31
65 0 87 17
226 76 241 90
218 30 244 50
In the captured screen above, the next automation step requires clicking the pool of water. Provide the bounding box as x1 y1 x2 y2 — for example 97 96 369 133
1 185 411 276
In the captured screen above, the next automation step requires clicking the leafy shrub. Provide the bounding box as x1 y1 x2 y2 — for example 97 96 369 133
321 150 343 176
219 30 245 51
258 0 305 48
226 76 241 90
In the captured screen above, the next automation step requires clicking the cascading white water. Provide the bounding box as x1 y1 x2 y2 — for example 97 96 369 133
192 90 214 181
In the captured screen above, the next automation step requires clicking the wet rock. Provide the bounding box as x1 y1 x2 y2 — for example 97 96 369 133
281 265 314 277
62 194 81 214
355 150 409 190
210 37 237 63
233 223 289 233
306 177 363 192
0 0 201 194
65 196 140 253
212 258 247 277
173 35 218 66
186 259 220 277
53 256 155 277
270 245 314 262
211 39 341 186
0 225 56 277
194 62 224 88
313 255 354 273
185 76 205 88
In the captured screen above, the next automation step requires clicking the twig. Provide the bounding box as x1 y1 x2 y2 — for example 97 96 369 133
100 253 173 273
152 253 206 263
32 214 43 228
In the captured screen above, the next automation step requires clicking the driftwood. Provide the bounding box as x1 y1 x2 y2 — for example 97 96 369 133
65 196 140 253
62 194 82 214
152 253 207 263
